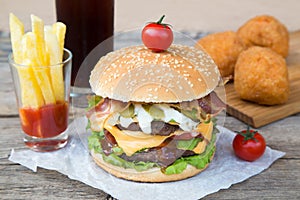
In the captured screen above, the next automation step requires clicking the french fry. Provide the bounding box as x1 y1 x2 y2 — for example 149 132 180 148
52 22 66 61
51 22 67 101
9 13 24 64
18 32 44 108
30 15 57 104
9 14 43 108
17 66 45 108
9 14 67 107
44 26 65 102
44 26 60 65
33 66 56 104
21 32 56 104
21 32 40 66
31 14 48 66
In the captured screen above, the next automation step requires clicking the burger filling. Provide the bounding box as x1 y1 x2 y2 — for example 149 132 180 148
87 92 224 175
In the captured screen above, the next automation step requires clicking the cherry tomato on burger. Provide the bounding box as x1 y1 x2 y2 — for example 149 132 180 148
232 126 266 162
142 15 173 52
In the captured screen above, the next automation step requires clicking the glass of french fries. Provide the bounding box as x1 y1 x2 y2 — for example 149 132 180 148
8 13 72 152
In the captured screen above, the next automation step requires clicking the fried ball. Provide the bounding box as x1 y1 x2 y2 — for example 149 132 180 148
237 15 289 58
196 31 245 79
234 46 289 105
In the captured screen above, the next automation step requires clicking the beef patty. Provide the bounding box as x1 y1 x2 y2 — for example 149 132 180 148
116 121 180 136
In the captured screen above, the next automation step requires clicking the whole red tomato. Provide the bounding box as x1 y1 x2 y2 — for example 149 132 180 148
142 15 173 52
232 126 266 162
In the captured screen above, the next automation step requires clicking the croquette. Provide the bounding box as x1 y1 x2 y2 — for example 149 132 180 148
196 31 245 79
237 15 289 58
234 46 289 105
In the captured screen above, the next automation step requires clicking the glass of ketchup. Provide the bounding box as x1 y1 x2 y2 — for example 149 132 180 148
9 49 72 152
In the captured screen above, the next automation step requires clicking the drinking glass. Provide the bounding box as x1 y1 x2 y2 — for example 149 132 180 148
9 49 72 152
55 0 114 89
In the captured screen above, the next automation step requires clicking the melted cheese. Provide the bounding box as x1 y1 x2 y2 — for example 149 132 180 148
193 121 213 154
103 122 177 156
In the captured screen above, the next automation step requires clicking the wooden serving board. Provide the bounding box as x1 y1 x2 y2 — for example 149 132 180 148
225 31 300 128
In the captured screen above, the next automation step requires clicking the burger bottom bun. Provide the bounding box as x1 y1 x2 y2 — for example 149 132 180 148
91 149 214 182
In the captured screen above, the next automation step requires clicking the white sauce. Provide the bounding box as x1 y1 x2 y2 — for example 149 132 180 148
134 104 153 134
157 104 198 131
106 113 120 126
119 116 134 128
106 104 198 134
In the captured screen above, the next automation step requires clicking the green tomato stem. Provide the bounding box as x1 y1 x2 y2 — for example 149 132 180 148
236 125 258 142
157 15 165 24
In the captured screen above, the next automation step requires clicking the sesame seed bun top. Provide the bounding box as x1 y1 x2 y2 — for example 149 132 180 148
89 44 220 103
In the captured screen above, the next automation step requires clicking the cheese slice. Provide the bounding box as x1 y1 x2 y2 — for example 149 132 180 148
104 122 177 156
103 112 181 157
193 121 213 154
103 120 214 156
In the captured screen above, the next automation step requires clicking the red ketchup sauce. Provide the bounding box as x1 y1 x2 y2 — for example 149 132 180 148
19 102 69 138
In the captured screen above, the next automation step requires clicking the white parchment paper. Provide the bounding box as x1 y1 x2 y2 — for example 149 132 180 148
9 117 285 200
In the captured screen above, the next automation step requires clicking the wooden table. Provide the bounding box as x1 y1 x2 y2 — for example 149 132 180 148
0 30 299 200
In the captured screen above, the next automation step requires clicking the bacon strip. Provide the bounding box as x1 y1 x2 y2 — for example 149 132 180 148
86 98 111 118
86 98 129 118
197 91 226 115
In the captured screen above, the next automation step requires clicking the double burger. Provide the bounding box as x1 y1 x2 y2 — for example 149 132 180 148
86 44 225 182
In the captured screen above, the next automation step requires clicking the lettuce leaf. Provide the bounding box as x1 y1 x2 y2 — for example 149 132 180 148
176 138 203 150
88 129 158 171
103 153 158 172
185 146 215 169
181 108 199 121
87 95 102 110
164 133 216 175
164 158 187 175
88 129 104 153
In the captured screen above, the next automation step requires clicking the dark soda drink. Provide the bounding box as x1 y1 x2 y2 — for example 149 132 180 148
55 0 114 87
